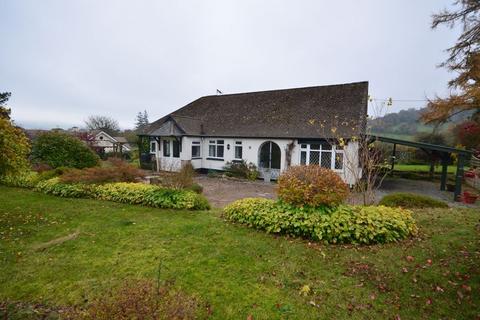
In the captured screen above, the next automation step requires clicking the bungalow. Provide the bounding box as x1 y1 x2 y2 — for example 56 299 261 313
139 81 368 185
92 130 131 154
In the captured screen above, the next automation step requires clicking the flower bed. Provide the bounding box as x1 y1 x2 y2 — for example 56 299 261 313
224 198 418 244
1 174 209 211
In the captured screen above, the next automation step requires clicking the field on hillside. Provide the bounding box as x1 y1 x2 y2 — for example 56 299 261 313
0 187 479 319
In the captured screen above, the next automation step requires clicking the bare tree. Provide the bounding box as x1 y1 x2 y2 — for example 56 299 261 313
322 99 391 205
84 115 120 134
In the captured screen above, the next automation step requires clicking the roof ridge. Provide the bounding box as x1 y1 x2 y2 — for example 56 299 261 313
199 81 368 99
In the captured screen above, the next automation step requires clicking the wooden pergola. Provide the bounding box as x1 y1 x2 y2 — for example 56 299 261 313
371 135 473 201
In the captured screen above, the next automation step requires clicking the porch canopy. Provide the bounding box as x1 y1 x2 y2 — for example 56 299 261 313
371 135 473 201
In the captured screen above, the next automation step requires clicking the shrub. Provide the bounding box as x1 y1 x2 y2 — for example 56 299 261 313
223 161 259 180
35 178 95 198
31 131 100 169
379 192 449 209
34 178 210 210
59 158 145 184
224 198 417 244
0 117 31 177
277 165 349 207
0 171 38 188
169 162 196 188
94 183 210 210
186 183 203 194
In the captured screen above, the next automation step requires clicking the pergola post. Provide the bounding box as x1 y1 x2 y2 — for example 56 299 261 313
440 153 449 191
454 154 465 201
390 143 396 173
138 136 144 168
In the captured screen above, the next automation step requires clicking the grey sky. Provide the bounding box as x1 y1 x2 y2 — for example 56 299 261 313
0 0 459 129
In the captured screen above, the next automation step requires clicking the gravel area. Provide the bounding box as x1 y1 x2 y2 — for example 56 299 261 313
195 174 479 208
195 175 276 208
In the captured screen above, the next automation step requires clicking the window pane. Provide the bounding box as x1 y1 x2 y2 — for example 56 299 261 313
209 140 215 144
235 146 242 159
217 145 224 158
192 146 200 158
309 151 319 165
163 141 170 157
322 143 332 150
310 144 320 150
300 151 307 164
301 144 307 149
217 140 224 144
335 152 343 170
172 140 180 158
192 141 200 145
235 141 242 145
270 143 281 169
151 142 156 152
209 145 215 157
320 151 332 168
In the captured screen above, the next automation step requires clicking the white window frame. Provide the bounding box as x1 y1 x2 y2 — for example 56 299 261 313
234 141 243 160
163 140 171 157
208 139 224 159
191 141 201 159
300 143 344 171
150 141 157 154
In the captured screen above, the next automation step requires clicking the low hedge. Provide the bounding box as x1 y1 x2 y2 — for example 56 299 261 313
379 192 448 209
224 198 418 244
34 178 210 210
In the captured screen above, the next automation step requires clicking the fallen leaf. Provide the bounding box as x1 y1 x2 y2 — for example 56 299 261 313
426 259 432 265
461 284 472 292
435 286 444 293
402 267 408 273
406 256 414 262
247 315 254 320
426 298 432 305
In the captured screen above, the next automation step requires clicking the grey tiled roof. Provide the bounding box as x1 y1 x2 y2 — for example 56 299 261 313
144 81 368 139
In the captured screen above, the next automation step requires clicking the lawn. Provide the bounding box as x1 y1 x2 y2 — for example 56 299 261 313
394 164 459 174
0 186 479 319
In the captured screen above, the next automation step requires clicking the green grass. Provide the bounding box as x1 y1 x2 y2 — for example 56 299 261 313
1 186 479 319
394 164 459 174
379 193 449 209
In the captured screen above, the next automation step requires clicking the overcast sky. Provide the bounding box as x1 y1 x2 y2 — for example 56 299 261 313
1 0 460 129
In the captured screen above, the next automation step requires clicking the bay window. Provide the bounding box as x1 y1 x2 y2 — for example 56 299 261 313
300 143 343 170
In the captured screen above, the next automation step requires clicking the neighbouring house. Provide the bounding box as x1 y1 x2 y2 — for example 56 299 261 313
92 130 131 154
139 81 368 185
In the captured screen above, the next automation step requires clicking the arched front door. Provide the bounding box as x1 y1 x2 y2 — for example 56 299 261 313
258 141 281 179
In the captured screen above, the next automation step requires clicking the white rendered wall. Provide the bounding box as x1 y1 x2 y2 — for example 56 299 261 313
151 136 361 185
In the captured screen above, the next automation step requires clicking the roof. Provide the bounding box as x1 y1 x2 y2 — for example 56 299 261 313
143 81 369 139
373 135 472 157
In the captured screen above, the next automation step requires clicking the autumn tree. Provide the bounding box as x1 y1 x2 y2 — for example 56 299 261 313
421 1 480 125
84 115 120 134
0 92 31 177
0 92 12 120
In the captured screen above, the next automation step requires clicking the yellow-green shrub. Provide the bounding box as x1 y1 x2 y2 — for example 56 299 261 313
0 171 38 188
34 179 210 210
224 198 417 244
277 165 349 207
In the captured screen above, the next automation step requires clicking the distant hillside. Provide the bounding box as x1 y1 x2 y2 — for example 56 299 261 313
368 107 472 140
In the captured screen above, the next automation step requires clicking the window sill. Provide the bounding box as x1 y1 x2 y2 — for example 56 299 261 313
232 159 243 163
191 157 202 160
206 157 224 161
